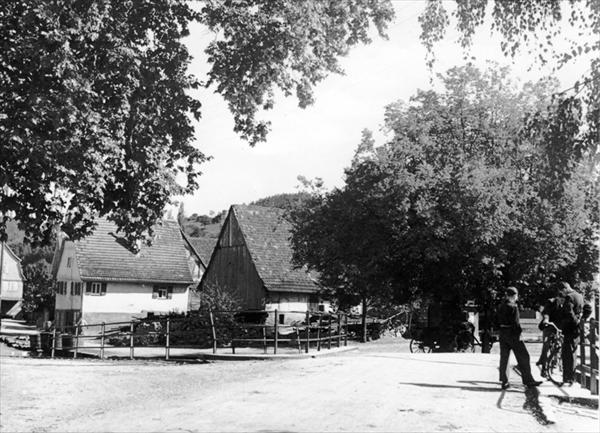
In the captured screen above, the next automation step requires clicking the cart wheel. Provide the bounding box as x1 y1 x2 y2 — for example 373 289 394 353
410 339 432 353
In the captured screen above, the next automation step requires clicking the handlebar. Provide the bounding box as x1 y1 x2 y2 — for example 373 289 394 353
543 322 561 333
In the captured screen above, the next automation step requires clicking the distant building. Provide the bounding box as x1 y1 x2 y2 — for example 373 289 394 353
0 243 24 317
199 205 330 324
52 218 205 329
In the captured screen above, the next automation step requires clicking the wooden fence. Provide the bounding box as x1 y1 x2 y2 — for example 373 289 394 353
576 317 599 395
31 309 349 360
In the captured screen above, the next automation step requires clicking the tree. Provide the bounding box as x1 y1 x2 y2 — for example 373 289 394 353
250 192 312 212
290 131 397 342
290 65 598 347
22 261 55 315
418 0 598 73
1 0 394 247
418 0 600 301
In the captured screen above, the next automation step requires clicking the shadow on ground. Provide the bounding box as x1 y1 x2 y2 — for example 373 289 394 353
400 380 555 426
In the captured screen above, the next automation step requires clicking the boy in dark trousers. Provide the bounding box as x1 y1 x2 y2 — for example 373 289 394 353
496 286 542 389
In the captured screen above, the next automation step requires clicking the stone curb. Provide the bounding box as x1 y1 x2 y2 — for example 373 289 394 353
198 345 358 361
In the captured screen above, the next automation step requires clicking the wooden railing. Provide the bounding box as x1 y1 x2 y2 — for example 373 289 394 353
577 317 599 395
31 309 350 360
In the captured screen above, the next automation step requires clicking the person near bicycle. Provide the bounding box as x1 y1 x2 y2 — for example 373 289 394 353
453 312 475 351
535 292 564 376
557 282 588 386
495 286 542 389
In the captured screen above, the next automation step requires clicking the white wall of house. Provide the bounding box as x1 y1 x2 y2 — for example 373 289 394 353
55 241 81 281
0 245 23 300
55 286 83 311
82 282 190 314
265 292 332 313
55 241 83 312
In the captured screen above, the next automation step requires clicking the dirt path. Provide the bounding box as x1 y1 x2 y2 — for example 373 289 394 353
1 339 597 432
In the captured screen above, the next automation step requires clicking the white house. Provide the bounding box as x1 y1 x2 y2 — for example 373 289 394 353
0 242 24 317
52 218 205 329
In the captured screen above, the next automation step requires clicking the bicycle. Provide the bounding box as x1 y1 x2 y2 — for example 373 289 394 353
540 322 563 383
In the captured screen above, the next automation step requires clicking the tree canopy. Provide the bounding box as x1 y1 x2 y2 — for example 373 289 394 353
290 65 599 313
0 0 394 247
419 0 599 72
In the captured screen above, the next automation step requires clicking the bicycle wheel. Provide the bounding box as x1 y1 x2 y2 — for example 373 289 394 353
544 345 562 383
410 338 432 353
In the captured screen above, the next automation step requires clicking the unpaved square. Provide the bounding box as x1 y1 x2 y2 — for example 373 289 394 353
1 338 597 432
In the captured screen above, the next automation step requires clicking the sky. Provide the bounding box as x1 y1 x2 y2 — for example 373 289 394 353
179 1 593 217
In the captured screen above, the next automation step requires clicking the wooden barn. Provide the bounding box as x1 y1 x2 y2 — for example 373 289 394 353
199 205 330 323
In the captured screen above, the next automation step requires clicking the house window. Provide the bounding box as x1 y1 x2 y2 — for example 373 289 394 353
71 282 82 296
152 285 173 300
56 281 69 295
90 282 102 295
318 305 325 312
66 257 72 268
278 314 285 325
85 282 106 296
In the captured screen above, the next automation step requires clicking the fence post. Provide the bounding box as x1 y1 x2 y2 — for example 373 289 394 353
580 324 587 389
74 325 79 359
274 309 279 355
317 314 321 351
130 321 134 360
328 316 332 350
337 313 342 348
165 317 170 361
344 314 348 347
208 309 217 354
51 328 57 359
305 311 310 353
262 326 267 354
100 322 105 360
590 319 598 395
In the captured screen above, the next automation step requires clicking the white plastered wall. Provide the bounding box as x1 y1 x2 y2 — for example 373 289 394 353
82 282 189 315
0 245 23 300
55 241 82 311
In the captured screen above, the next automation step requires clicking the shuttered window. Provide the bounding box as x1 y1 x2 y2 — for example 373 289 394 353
153 285 173 300
85 282 107 296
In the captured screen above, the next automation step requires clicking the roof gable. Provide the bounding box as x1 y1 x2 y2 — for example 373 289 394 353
1 243 25 281
231 205 320 294
187 236 217 268
72 218 194 284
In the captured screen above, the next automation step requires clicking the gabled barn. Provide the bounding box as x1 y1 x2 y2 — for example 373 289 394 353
200 205 329 323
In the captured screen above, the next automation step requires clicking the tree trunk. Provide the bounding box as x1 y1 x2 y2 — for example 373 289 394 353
361 297 368 343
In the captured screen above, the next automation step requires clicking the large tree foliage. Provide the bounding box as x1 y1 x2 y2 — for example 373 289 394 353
290 66 598 320
419 0 599 72
417 0 600 300
0 0 394 247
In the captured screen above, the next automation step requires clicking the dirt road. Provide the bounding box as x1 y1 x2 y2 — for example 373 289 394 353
1 338 597 432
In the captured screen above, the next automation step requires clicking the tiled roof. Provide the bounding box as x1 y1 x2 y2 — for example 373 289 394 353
73 218 194 284
232 205 320 294
187 236 217 267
